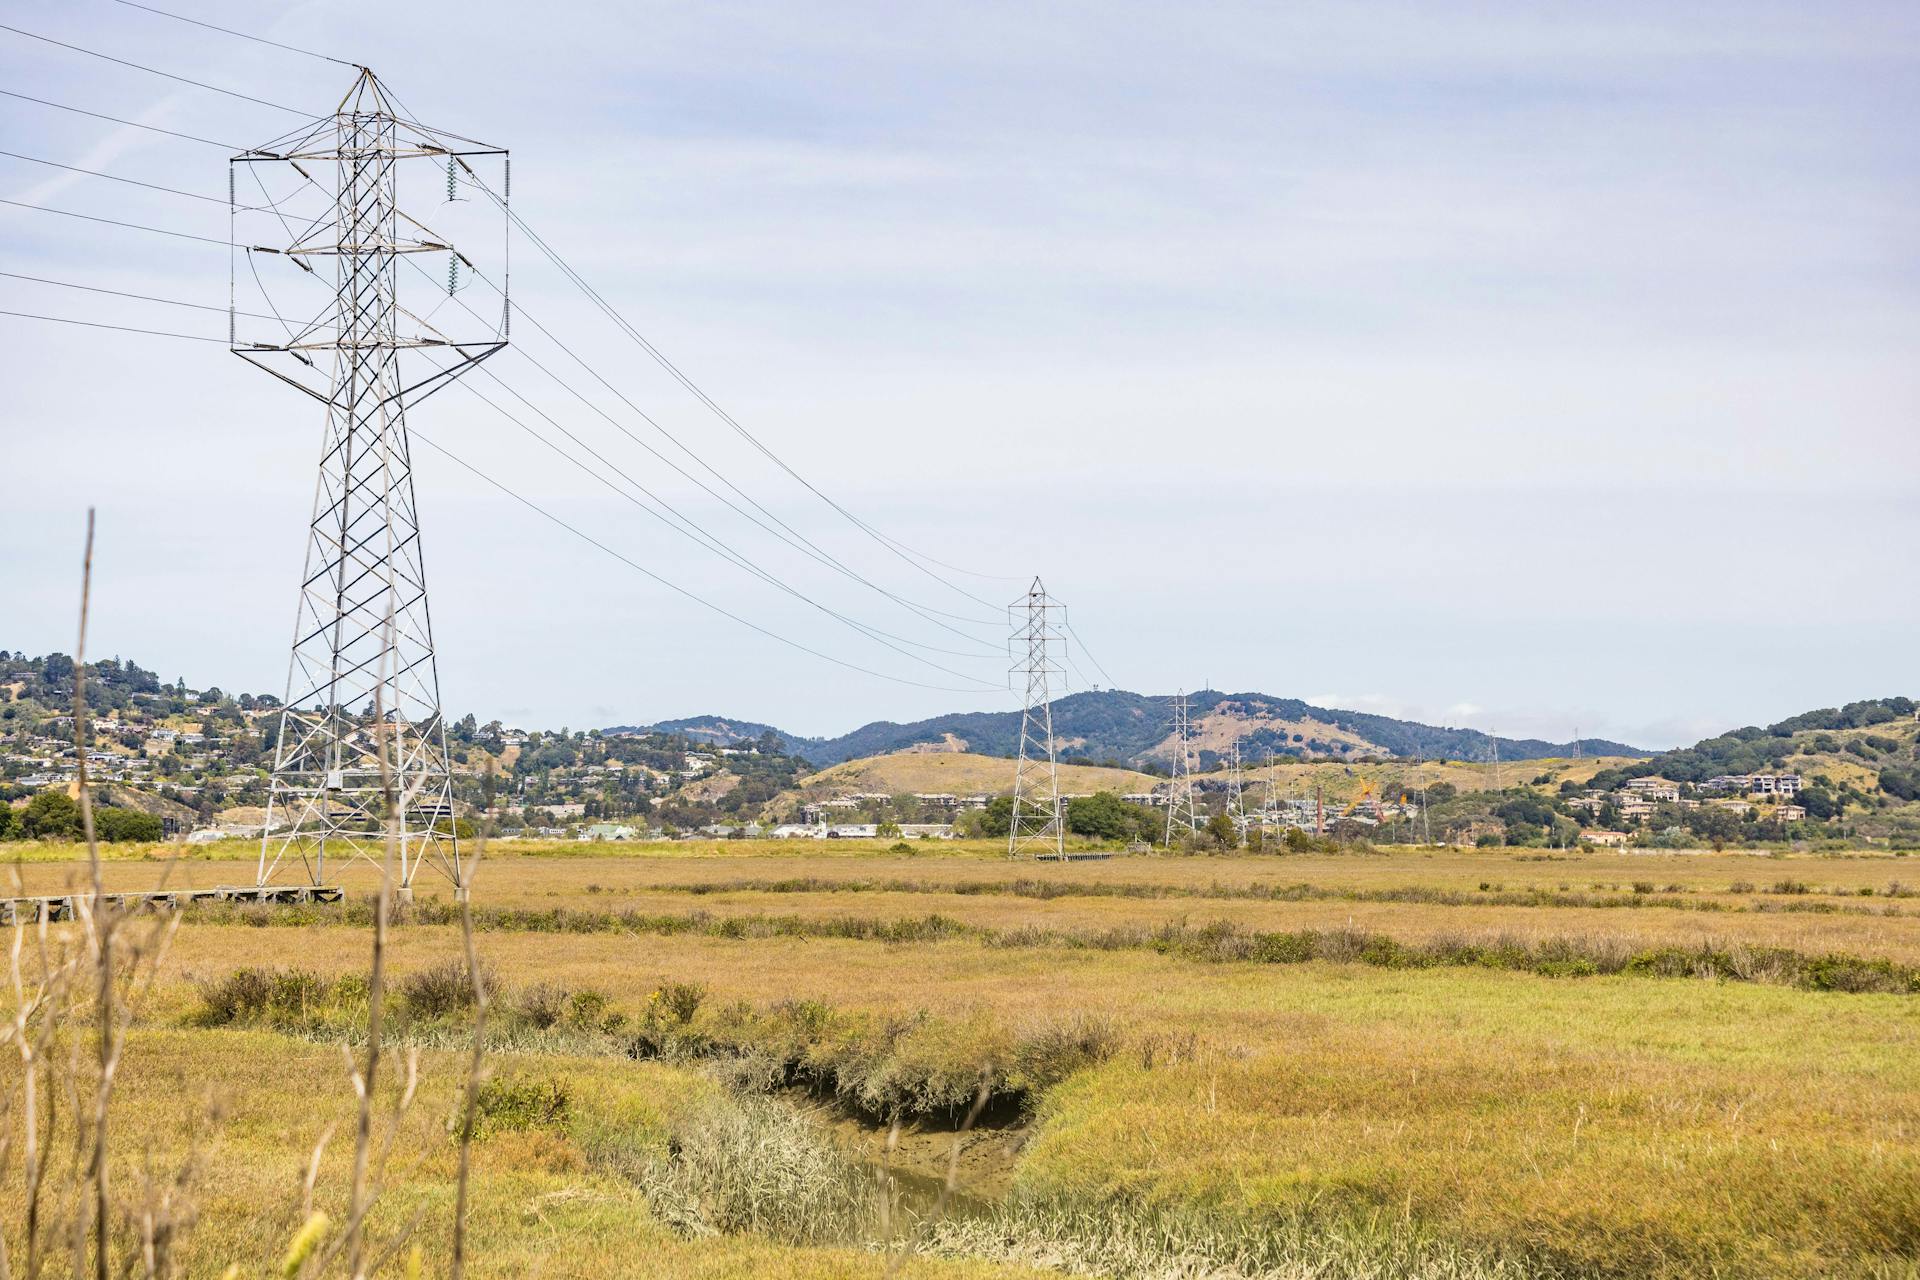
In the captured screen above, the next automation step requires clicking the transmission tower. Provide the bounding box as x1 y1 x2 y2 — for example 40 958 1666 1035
1007 577 1065 858
1225 736 1246 834
1163 690 1200 844
234 70 509 896
1261 746 1281 831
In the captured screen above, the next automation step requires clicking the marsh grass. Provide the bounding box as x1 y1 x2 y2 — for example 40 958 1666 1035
639 1092 873 1244
927 1197 1548 1280
192 899 1920 995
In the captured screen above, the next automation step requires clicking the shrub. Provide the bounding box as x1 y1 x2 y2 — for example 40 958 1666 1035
638 1095 867 1244
651 981 707 1026
192 967 362 1029
397 957 494 1022
472 1076 569 1137
1015 1014 1123 1089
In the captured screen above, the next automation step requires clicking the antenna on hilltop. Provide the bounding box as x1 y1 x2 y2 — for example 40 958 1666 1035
1007 577 1065 859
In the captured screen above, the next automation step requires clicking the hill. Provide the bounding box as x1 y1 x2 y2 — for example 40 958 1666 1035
1587 697 1920 841
613 689 1648 769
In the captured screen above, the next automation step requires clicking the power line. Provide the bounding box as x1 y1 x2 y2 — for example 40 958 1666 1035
1063 620 1120 689
407 426 1003 696
0 89 240 150
414 344 1003 685
0 141 1005 668
0 308 223 343
399 254 1004 638
13 61 1024 624
0 269 338 330
0 148 280 208
0 22 323 118
0 197 227 246
3 66 1103 695
462 174 1021 601
108 0 359 69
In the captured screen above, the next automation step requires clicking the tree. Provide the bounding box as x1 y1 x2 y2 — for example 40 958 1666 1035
978 796 1014 838
0 805 15 840
1879 767 1920 801
95 807 163 842
20 789 81 839
1204 812 1238 850
1065 791 1135 840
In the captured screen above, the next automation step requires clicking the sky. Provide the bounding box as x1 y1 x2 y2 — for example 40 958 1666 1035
2 1 1916 750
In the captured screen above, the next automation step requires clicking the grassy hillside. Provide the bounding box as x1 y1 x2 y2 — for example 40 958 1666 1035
1589 697 1920 843
617 690 1645 768
792 751 1160 799
1194 754 1641 804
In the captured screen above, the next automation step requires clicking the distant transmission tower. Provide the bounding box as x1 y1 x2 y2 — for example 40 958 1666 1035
1225 736 1246 834
1007 577 1065 858
1261 746 1281 831
1164 690 1200 844
234 70 510 896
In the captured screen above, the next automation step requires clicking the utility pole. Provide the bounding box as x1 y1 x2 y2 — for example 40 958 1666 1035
1164 690 1200 845
1007 577 1064 858
234 70 509 898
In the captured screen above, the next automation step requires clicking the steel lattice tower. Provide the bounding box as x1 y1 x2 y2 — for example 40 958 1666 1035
1163 690 1200 844
1225 736 1246 835
1007 577 1065 859
232 70 509 895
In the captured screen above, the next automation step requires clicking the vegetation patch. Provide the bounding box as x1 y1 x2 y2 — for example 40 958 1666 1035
194 899 1920 996
471 1075 571 1137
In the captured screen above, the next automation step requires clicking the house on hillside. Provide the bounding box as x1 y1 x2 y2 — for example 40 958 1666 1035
1702 773 1803 797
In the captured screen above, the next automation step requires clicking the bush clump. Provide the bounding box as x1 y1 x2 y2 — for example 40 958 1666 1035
471 1076 570 1137
397 957 495 1022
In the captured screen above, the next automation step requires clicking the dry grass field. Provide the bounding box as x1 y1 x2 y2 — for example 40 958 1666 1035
5 837 1919 1277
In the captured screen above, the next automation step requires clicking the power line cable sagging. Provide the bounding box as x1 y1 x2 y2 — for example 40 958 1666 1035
0 22 1126 698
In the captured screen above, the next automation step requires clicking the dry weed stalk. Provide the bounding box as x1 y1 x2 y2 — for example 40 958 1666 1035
0 512 201 1278
880 1075 993 1279
302 606 418 1280
449 761 495 1280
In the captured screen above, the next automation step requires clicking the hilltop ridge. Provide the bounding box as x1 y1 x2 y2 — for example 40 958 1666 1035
611 689 1648 768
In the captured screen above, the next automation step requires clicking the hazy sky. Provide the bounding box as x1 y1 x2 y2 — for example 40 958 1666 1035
3 1 1916 748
